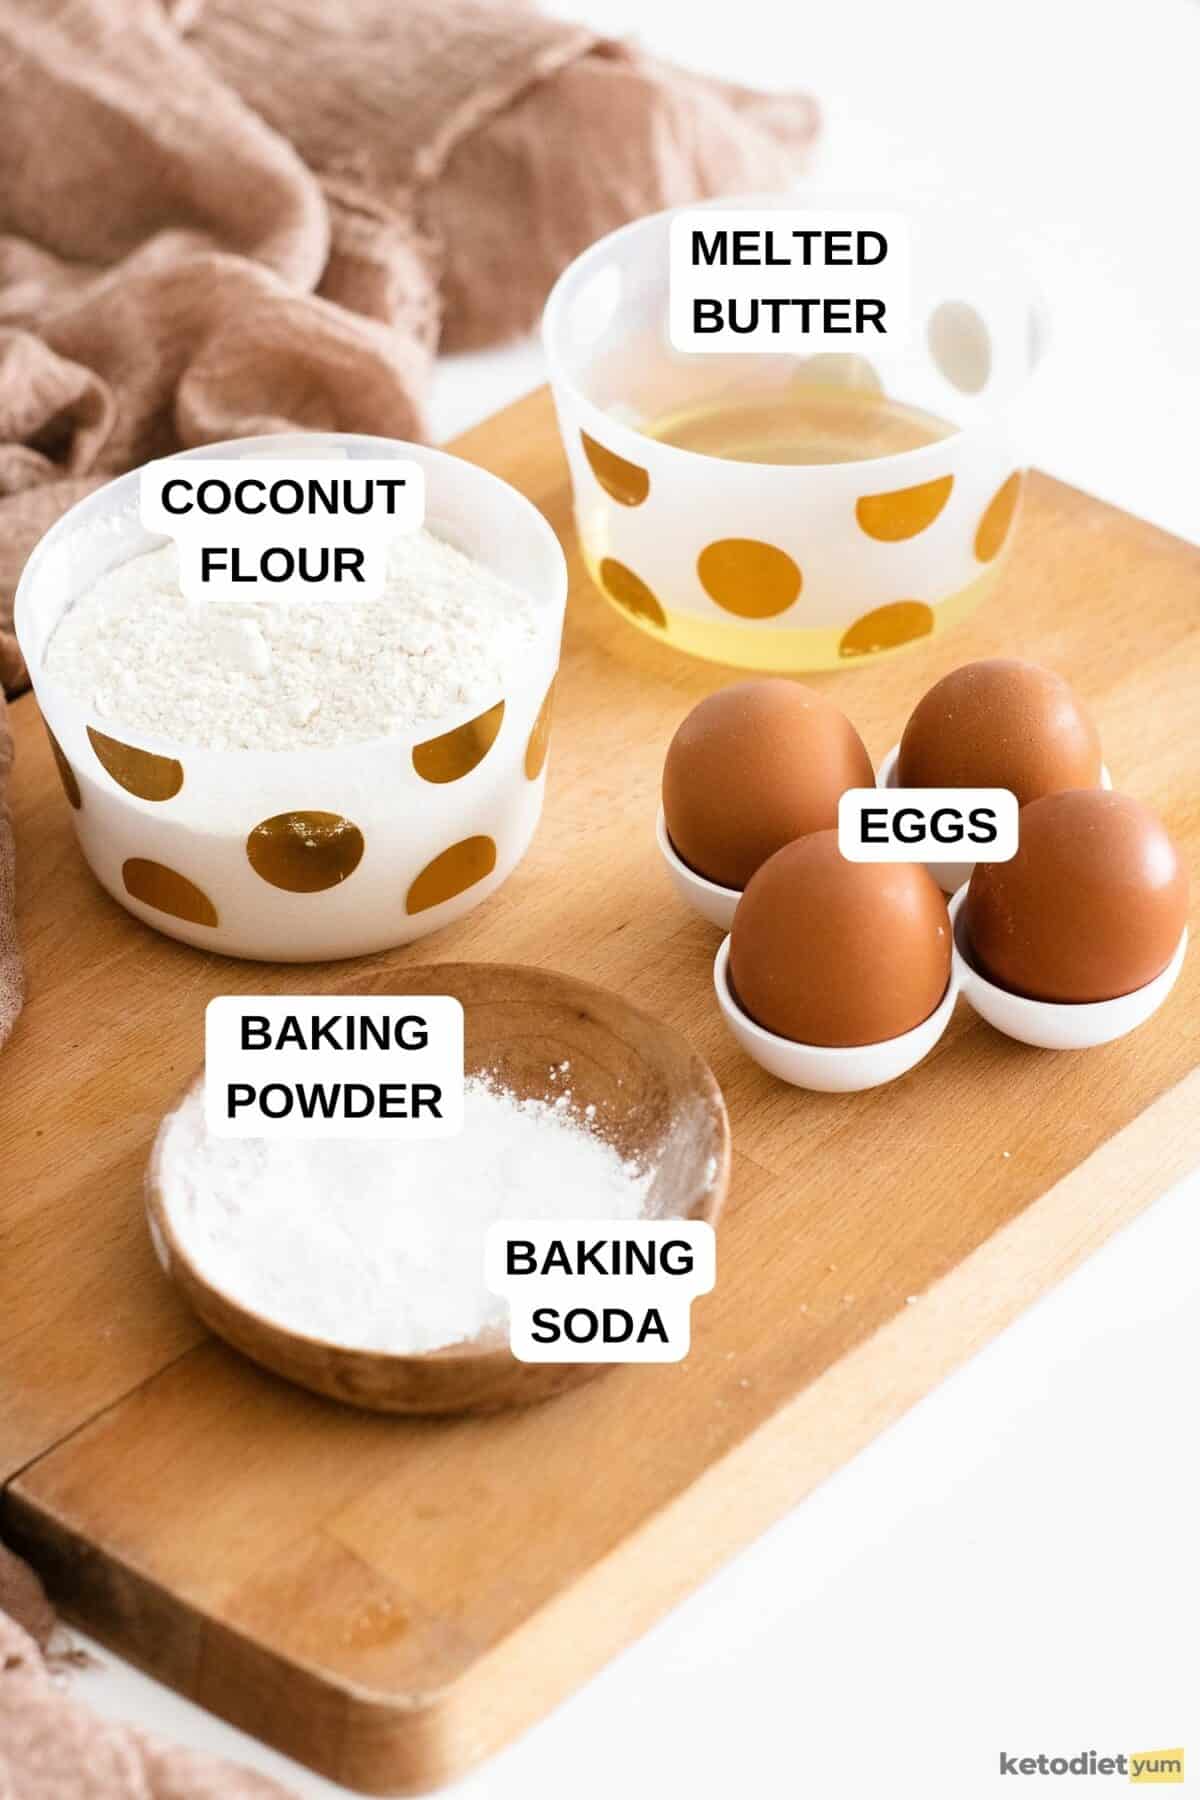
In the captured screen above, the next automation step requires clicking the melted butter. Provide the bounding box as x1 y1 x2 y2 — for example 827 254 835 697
646 382 954 466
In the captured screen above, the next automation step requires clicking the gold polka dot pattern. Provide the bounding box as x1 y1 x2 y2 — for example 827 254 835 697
412 700 505 784
974 472 1022 563
525 679 556 781
855 476 954 542
123 858 218 927
599 558 667 629
45 723 81 809
87 727 183 801
839 601 935 659
406 836 497 915
697 538 802 619
246 811 365 893
580 432 650 506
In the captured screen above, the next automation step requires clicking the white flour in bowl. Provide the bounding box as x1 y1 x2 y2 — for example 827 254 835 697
44 530 539 751
156 1075 653 1354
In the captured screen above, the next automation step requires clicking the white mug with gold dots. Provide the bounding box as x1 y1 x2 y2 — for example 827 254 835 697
15 435 566 962
543 196 1045 671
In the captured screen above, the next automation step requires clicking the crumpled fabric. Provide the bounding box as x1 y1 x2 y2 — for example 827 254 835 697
0 1546 291 1797
0 0 815 1055
0 0 815 1785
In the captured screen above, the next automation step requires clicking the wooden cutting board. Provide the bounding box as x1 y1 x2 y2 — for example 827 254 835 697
2 388 1198 1795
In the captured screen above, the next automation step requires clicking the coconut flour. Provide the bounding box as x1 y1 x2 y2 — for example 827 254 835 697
157 1075 652 1353
44 530 539 751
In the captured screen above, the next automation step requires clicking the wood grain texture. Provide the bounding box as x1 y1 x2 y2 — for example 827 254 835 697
2 387 1198 1792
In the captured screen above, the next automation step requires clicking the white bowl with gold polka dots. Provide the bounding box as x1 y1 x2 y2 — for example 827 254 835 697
15 435 566 962
543 195 1045 672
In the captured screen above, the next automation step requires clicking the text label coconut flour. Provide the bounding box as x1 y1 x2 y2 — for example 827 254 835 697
141 457 425 605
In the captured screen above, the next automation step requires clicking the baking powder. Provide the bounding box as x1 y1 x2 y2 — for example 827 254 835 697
158 1075 652 1353
44 529 538 751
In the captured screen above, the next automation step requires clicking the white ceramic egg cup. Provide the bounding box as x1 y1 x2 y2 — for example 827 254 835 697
947 885 1187 1050
713 935 960 1094
656 806 741 930
876 746 1113 893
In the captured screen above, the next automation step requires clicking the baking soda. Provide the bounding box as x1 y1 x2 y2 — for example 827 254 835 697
44 529 539 751
158 1076 653 1353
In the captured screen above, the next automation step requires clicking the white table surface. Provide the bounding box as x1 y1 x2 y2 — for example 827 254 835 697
69 2 1200 1794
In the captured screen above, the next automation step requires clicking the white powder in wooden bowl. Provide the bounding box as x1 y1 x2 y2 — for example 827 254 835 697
44 530 539 751
156 1075 652 1354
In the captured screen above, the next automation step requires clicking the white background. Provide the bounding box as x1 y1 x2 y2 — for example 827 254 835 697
71 2 1200 1794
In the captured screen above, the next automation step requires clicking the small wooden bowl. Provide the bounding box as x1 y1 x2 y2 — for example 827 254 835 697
146 963 729 1415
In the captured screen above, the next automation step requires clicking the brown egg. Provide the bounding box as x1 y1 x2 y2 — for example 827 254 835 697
729 831 952 1046
965 789 1189 1003
662 680 874 890
896 658 1102 805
